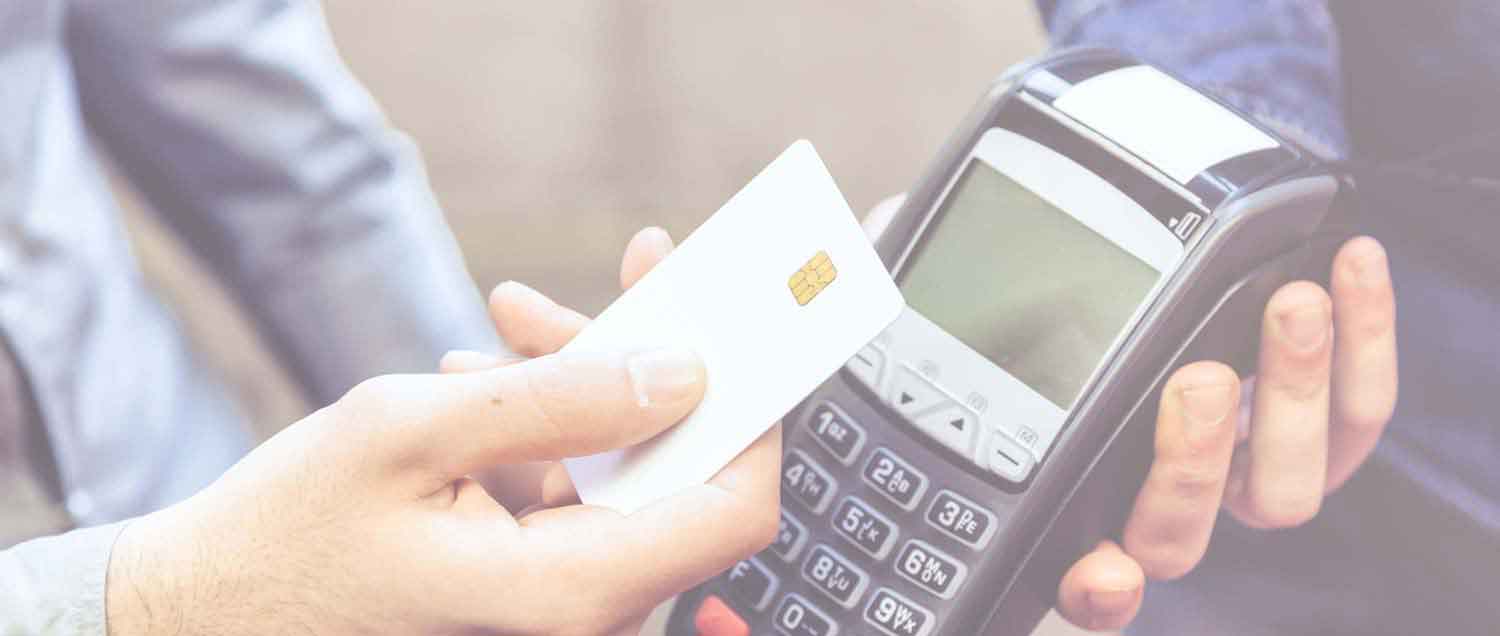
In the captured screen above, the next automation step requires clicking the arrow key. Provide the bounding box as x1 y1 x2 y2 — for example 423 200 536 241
889 367 946 417
914 405 978 456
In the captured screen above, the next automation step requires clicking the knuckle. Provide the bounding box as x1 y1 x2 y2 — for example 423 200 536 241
1354 314 1397 342
332 374 433 468
1346 317 1395 345
1341 294 1397 340
339 374 405 417
1123 518 1208 582
1161 462 1227 500
1152 421 1229 462
1262 372 1329 402
1273 348 1332 376
521 370 580 455
517 353 651 456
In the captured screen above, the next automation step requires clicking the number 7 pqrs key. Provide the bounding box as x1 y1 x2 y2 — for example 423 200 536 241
770 511 810 562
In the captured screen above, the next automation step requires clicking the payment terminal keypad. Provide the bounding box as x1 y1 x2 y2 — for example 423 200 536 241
865 588 935 636
912 406 978 457
856 340 1042 483
890 367 949 418
801 545 870 609
725 558 778 611
806 403 866 464
683 345 1017 636
925 490 998 549
984 430 1034 483
773 595 837 636
861 449 929 510
783 450 837 514
830 497 898 559
892 540 967 599
771 512 810 562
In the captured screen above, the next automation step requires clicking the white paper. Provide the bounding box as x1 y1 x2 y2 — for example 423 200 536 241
562 140 904 514
1053 65 1279 184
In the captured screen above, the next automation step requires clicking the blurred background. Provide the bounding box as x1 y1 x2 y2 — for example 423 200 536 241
126 0 1047 456
118 2 1084 633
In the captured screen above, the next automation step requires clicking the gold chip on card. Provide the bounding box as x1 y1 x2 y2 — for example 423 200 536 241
788 250 838 305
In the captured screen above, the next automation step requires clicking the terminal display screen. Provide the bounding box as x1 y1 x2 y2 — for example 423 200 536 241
899 160 1161 408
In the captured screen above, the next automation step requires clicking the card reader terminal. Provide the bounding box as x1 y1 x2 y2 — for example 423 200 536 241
668 48 1352 636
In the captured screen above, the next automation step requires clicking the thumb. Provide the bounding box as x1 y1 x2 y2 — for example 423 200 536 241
334 348 706 480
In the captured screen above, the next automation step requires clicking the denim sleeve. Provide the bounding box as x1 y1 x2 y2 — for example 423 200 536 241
1036 0 1349 158
64 0 500 405
0 523 126 636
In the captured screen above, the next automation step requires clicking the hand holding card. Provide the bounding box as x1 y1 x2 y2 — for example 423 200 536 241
563 141 904 514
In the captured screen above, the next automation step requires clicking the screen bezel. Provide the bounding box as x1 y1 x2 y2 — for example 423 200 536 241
896 128 1183 278
881 125 1187 482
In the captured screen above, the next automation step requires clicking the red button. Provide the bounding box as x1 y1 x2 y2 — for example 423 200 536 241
694 595 749 636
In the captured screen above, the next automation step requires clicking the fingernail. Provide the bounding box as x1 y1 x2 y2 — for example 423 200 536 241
1180 384 1234 447
1277 304 1329 352
1350 241 1389 288
641 226 674 253
625 347 704 407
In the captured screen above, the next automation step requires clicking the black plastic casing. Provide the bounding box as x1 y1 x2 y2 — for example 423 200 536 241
668 48 1354 636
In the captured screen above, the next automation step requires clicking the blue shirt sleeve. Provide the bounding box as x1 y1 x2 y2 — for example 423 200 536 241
63 0 500 405
0 522 126 635
1036 0 1350 158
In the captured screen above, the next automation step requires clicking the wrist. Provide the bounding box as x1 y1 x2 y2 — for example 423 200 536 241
105 508 198 636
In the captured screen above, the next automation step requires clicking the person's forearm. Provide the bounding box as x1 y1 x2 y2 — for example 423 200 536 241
1037 0 1349 158
0 523 126 635
68 0 499 406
